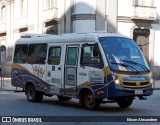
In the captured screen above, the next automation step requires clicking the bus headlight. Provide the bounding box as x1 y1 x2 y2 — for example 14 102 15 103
111 72 120 85
115 79 120 85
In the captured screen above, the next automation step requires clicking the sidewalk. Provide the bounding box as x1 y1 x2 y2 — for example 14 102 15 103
152 80 160 90
0 78 23 91
0 78 160 91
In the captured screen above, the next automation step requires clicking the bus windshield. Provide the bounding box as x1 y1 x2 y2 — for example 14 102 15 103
99 37 150 73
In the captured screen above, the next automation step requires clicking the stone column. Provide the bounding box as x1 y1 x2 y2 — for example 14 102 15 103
107 0 118 33
96 0 106 31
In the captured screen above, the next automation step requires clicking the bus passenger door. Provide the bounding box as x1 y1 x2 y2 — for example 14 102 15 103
64 45 79 95
46 45 64 94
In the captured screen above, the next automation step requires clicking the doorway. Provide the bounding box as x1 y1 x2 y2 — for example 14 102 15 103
133 28 150 65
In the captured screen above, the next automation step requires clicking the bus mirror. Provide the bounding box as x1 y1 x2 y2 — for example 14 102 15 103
45 60 47 64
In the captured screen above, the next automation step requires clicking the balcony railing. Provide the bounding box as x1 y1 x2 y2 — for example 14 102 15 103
0 23 7 33
131 6 156 21
15 17 28 29
42 7 58 22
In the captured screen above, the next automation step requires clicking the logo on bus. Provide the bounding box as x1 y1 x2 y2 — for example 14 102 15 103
136 82 141 86
89 71 104 83
32 66 45 79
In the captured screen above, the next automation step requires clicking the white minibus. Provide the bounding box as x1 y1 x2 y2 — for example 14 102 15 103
11 32 153 110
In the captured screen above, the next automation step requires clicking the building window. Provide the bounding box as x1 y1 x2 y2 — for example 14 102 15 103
19 27 28 37
133 0 154 7
0 38 6 46
20 0 27 17
45 20 58 35
1 5 6 23
44 0 57 10
46 26 57 34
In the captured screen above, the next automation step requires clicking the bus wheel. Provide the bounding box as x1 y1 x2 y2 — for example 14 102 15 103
80 91 100 110
26 84 43 102
57 96 71 101
117 97 133 108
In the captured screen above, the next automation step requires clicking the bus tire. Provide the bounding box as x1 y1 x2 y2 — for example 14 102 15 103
117 97 133 108
26 84 43 102
80 91 100 110
57 96 71 101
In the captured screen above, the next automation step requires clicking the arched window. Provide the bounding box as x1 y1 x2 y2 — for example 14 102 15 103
46 26 57 34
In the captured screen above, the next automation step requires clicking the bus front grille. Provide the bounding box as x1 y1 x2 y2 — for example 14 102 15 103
122 81 150 88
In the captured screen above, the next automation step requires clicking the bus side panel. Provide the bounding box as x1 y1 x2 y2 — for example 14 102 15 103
11 64 54 95
77 66 110 99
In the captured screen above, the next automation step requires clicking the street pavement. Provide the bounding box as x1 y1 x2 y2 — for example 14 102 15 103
0 78 160 91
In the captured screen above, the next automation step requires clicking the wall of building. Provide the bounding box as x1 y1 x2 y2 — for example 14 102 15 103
117 0 160 79
0 0 160 79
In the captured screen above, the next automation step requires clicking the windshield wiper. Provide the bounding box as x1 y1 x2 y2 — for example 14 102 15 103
121 60 150 72
111 62 139 73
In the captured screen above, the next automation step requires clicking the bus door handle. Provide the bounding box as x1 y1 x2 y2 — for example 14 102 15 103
58 67 61 70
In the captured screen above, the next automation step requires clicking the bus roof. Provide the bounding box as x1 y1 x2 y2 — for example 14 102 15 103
15 32 130 45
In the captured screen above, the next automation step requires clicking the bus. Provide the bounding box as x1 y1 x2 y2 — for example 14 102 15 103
11 32 153 110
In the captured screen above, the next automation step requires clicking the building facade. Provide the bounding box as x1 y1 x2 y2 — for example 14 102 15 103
0 0 160 78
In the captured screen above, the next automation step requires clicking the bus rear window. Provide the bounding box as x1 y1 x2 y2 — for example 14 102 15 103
13 44 28 63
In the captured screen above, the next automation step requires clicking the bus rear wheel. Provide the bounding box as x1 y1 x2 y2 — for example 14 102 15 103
26 84 43 102
117 97 133 108
80 91 100 110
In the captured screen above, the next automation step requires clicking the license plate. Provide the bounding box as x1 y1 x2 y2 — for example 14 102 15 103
135 90 143 95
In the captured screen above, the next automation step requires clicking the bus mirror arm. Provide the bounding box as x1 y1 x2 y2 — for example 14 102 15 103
45 60 47 64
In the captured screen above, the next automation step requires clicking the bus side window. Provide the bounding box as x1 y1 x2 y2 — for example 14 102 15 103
80 44 104 69
13 44 28 63
27 44 47 64
48 47 61 65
